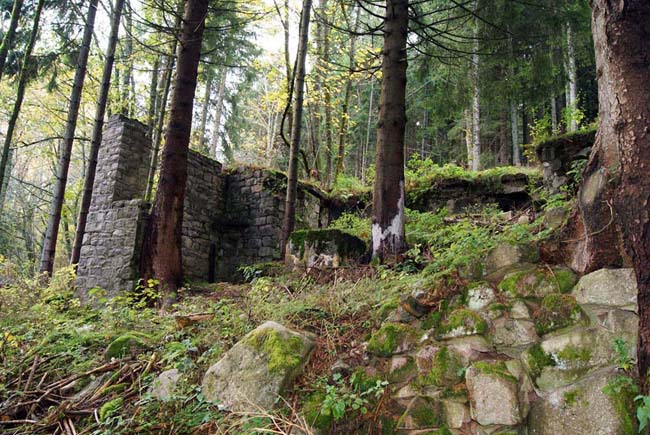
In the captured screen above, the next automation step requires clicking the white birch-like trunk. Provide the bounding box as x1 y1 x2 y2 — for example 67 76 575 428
210 69 227 160
471 24 480 171
510 100 520 166
566 21 578 132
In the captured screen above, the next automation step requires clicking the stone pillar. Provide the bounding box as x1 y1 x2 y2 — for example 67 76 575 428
76 116 151 299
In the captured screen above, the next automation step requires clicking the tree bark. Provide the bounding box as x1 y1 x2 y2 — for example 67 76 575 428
510 100 520 166
280 0 312 258
0 0 45 211
197 68 213 153
40 0 98 274
565 20 578 132
579 0 650 386
209 69 227 159
0 0 23 83
147 55 161 139
361 78 374 183
471 20 481 171
70 0 125 266
141 0 208 299
371 0 408 259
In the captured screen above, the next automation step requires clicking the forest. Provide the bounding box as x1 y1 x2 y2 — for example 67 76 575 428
0 0 648 434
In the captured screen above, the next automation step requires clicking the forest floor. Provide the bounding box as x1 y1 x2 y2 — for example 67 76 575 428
0 165 587 435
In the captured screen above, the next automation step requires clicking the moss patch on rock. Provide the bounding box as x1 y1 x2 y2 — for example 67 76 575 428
439 308 488 337
534 294 583 335
367 323 419 357
243 327 306 373
416 347 463 388
471 361 518 383
104 333 148 360
524 343 555 380
498 266 576 299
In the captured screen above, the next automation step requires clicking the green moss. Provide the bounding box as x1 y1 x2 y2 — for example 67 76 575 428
534 294 582 335
408 397 443 427
488 302 512 316
289 229 367 259
440 308 487 336
551 267 578 293
367 323 417 357
302 391 333 429
603 375 637 434
471 361 517 383
416 347 463 387
99 397 123 421
243 328 305 373
389 356 416 383
422 310 443 331
378 298 400 320
498 269 529 295
563 389 581 407
423 428 452 435
526 343 555 380
104 333 147 360
556 345 592 366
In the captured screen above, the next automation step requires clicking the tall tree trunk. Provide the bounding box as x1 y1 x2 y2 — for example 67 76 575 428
146 50 176 202
280 0 312 258
566 20 578 132
471 21 481 171
147 55 161 139
499 109 507 165
334 7 360 182
120 1 134 116
551 96 558 133
361 78 374 183
70 0 125 266
197 68 213 153
465 109 473 169
40 0 98 274
0 0 23 82
510 100 520 166
578 0 650 388
209 69 227 159
372 0 408 259
141 0 208 299
322 29 333 189
0 0 45 211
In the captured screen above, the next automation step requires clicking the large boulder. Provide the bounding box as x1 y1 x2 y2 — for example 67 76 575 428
528 367 635 435
483 243 539 282
201 321 314 411
466 361 523 426
492 318 539 354
572 268 637 312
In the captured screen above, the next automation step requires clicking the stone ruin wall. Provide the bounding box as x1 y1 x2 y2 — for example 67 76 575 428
76 116 326 297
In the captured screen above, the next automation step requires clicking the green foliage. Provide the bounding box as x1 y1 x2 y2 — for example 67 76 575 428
367 323 417 357
526 343 556 380
416 346 463 387
602 375 638 434
440 308 488 336
243 327 305 373
329 212 371 241
319 372 388 422
614 338 635 372
534 294 582 335
635 395 650 434
330 174 371 198
471 361 518 383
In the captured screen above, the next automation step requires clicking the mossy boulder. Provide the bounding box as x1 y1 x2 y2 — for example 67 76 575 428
104 333 148 360
498 266 577 299
492 318 539 353
534 294 583 335
439 309 488 339
287 229 367 269
367 322 420 357
467 283 496 312
528 367 634 435
397 396 443 430
201 321 314 411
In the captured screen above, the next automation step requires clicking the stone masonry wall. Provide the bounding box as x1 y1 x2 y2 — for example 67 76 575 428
76 116 151 299
183 151 223 282
76 117 326 294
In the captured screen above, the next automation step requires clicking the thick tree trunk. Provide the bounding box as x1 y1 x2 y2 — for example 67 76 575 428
141 0 208 299
70 0 125 266
584 0 650 386
280 0 312 258
371 0 408 259
465 109 473 169
0 0 23 82
0 0 45 211
40 0 99 274
209 69 227 159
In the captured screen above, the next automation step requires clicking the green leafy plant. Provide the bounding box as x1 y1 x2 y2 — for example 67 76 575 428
614 338 635 372
636 395 650 433
320 372 388 421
